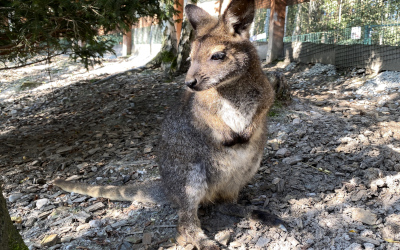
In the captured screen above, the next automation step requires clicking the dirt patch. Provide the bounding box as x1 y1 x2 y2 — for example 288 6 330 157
1 60 400 250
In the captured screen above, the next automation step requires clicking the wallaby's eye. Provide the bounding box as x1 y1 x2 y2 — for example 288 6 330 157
211 52 226 60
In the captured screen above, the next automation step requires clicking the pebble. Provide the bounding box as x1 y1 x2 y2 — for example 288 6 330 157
275 148 289 158
36 198 49 209
255 237 271 248
345 243 363 250
89 220 102 228
215 230 231 246
282 155 303 165
351 208 377 225
41 234 60 247
8 193 24 203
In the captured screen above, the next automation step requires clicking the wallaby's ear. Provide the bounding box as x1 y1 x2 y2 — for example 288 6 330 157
222 0 255 38
185 4 214 31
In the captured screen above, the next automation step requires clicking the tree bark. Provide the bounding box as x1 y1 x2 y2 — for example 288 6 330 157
0 185 28 250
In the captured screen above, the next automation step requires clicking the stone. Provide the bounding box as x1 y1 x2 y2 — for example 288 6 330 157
74 211 92 223
24 217 37 227
282 155 303 165
292 118 301 124
89 220 102 228
351 208 377 225
8 193 24 203
381 214 400 241
85 202 105 213
275 148 289 158
214 230 231 246
111 220 129 228
56 146 74 154
345 243 362 250
255 237 270 248
36 198 49 209
357 236 380 246
142 232 152 245
41 234 60 247
76 224 91 231
144 146 153 153
124 235 142 244
363 243 375 250
118 241 132 250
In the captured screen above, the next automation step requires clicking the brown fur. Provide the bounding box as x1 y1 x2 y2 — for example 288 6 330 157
53 1 277 249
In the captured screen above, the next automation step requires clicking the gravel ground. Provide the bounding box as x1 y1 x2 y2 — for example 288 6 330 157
1 59 400 250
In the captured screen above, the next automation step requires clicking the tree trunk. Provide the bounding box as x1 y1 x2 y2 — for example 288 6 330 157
0 186 28 250
146 0 195 75
174 19 194 73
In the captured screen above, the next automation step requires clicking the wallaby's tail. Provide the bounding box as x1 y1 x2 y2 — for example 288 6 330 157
53 179 168 204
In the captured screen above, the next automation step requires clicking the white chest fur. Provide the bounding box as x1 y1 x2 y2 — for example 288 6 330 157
219 98 255 133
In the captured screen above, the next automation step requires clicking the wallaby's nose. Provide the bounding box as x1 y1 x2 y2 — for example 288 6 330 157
185 79 197 88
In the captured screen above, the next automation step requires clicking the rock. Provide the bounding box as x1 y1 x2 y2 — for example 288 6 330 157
142 232 152 245
88 147 101 155
363 243 375 250
24 217 37 227
36 198 49 209
282 155 303 165
118 241 132 250
61 236 73 243
292 118 301 124
287 236 299 246
351 190 368 202
272 177 285 193
74 211 92 223
111 220 129 229
275 148 290 158
8 193 24 203
124 236 142 244
351 208 377 225
144 146 153 153
215 230 231 246
76 224 91 231
345 243 362 250
381 214 400 241
270 141 279 150
56 146 74 154
85 202 105 212
41 234 60 247
255 237 270 248
357 236 380 246
89 220 102 228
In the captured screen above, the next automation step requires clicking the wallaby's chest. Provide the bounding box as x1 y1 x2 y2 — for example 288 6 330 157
219 98 257 133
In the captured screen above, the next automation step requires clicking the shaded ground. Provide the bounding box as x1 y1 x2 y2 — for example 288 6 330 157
1 59 400 250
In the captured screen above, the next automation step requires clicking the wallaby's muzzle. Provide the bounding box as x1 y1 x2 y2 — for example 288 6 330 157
185 78 197 89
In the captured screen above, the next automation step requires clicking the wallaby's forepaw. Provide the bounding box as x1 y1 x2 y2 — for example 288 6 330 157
222 131 250 147
250 209 287 232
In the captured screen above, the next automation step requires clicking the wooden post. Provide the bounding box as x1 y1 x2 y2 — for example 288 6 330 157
122 29 132 56
174 0 184 46
266 0 287 63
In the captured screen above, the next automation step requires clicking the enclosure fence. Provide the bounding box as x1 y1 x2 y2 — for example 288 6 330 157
283 0 400 70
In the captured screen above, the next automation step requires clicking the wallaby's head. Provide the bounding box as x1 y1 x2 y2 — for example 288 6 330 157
185 0 256 91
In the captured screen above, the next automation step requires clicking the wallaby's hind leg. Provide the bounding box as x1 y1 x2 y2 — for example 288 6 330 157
161 162 218 249
176 207 219 250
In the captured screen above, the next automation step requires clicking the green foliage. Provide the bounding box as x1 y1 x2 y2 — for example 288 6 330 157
0 0 178 69
160 50 175 63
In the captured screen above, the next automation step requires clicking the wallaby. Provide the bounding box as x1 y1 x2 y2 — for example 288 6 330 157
54 0 284 249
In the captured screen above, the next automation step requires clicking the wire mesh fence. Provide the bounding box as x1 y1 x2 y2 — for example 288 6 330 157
283 0 400 70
